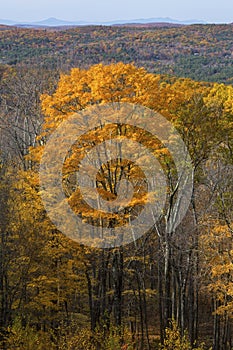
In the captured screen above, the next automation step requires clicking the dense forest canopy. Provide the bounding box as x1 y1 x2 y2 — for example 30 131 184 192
0 24 233 83
0 23 232 350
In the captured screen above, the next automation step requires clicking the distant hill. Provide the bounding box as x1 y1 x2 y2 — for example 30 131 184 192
112 22 183 28
0 18 17 25
1 23 233 84
0 25 12 31
31 17 88 26
105 17 206 25
0 16 207 27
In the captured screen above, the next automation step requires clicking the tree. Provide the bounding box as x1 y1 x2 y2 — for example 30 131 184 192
0 65 58 168
31 63 200 345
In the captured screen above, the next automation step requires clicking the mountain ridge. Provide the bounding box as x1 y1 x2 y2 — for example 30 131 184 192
0 16 209 27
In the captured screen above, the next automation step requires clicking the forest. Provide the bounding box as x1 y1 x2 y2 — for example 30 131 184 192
0 24 233 83
0 23 232 350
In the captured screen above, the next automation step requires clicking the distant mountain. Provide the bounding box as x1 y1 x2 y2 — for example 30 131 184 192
0 17 208 27
104 17 207 25
31 17 88 26
0 18 18 25
112 22 184 28
0 17 89 27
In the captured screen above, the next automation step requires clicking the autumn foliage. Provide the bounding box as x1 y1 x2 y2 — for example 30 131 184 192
0 61 232 350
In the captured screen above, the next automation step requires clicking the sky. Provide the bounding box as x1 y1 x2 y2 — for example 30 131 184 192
1 0 233 23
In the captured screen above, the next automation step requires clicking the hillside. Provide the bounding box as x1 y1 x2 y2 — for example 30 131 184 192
0 24 233 83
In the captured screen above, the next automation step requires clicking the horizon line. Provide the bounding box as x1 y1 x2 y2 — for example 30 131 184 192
0 16 232 25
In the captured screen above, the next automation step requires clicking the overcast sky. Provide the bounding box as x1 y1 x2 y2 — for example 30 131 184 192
1 0 233 23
